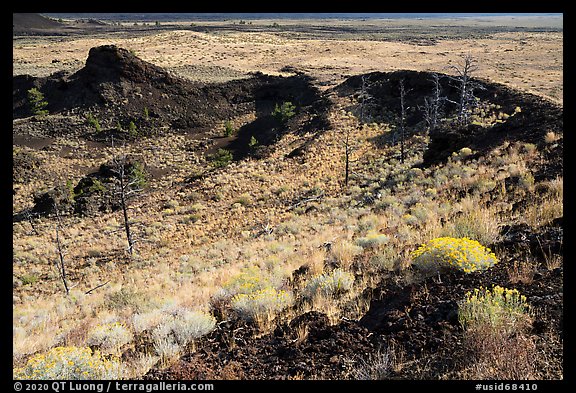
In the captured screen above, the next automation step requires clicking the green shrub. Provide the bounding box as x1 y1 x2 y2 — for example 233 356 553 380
88 179 107 193
128 121 138 138
20 274 39 286
457 147 473 159
171 309 216 344
132 309 165 334
220 267 292 325
442 208 501 246
303 268 354 299
151 321 178 355
249 135 258 149
458 285 535 379
402 213 420 227
233 193 252 206
224 120 235 137
133 307 216 346
411 237 498 274
222 267 270 297
272 101 296 124
210 149 233 168
471 178 497 195
85 113 101 132
148 308 215 364
106 288 147 311
369 252 396 272
27 88 49 116
128 162 147 189
518 172 535 191
14 346 122 380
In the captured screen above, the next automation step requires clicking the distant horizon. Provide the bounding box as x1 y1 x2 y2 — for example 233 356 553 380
41 13 563 21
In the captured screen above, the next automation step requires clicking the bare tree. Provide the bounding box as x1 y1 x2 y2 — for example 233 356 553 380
26 210 40 236
357 75 371 125
53 202 70 295
344 124 355 187
446 54 483 126
109 138 145 256
343 75 372 186
399 79 409 163
421 72 444 132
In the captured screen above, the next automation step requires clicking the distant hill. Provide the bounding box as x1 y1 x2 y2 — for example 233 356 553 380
41 13 563 22
13 13 64 33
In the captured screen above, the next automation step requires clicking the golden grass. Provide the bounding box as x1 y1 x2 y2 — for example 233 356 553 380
522 192 563 229
330 239 363 270
544 131 560 144
442 200 502 246
507 259 537 285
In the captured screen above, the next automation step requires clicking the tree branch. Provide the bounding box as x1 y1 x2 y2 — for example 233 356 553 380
85 280 111 295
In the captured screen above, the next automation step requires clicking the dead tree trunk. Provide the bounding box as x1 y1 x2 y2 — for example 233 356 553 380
422 72 443 132
110 137 144 257
344 129 351 186
399 79 407 163
446 54 481 126
344 75 371 186
358 75 369 125
118 160 135 256
53 202 70 295
26 210 40 236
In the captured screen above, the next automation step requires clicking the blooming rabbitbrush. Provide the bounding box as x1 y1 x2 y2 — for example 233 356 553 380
411 237 498 274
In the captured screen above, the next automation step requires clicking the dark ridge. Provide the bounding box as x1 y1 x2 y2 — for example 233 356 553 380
13 45 331 162
333 70 563 171
13 13 65 34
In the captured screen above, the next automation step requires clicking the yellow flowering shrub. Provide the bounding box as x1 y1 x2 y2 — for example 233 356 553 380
14 346 122 380
411 237 498 274
218 267 293 326
459 285 530 335
222 266 269 296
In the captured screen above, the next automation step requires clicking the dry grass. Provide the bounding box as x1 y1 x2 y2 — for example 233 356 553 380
536 236 563 271
544 131 560 144
354 344 406 380
300 248 326 277
441 198 502 246
12 118 559 375
302 293 346 325
522 192 563 229
12 127 559 377
461 324 537 380
330 239 363 270
507 259 537 285
123 353 160 379
354 349 394 380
